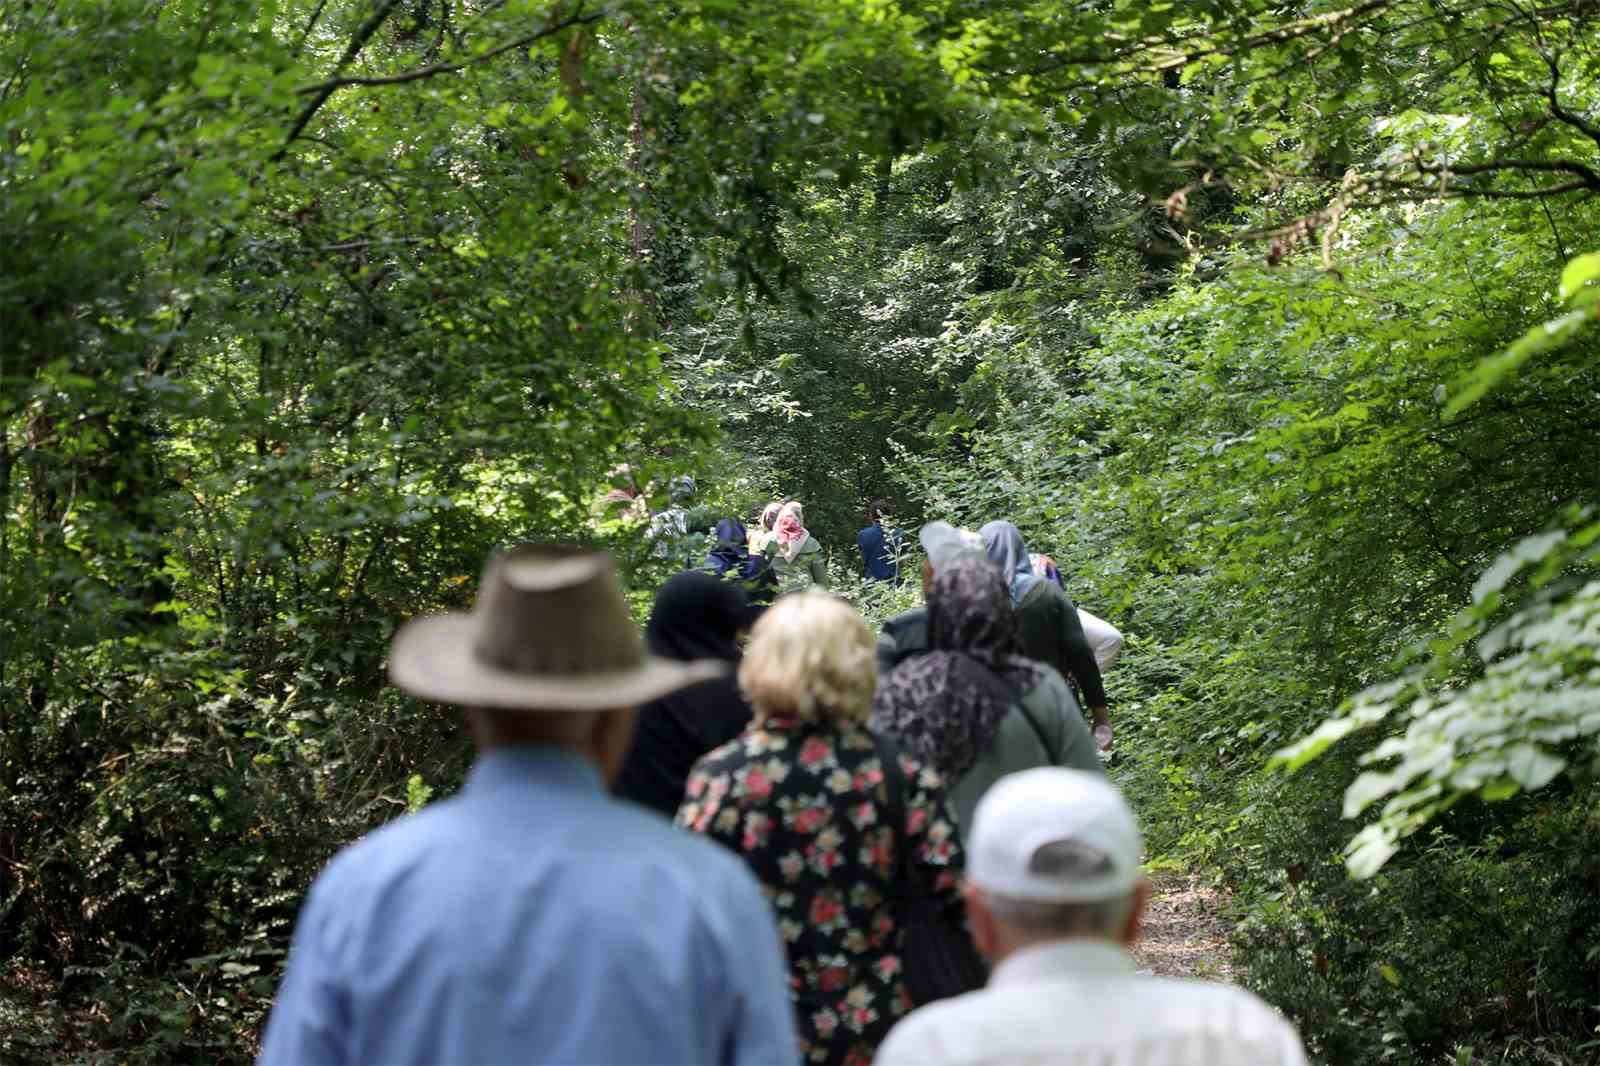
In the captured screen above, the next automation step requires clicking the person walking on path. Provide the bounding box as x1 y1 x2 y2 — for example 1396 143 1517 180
614 571 757 818
872 555 1103 833
706 516 779 610
764 500 829 592
856 499 902 584
650 475 716 567
678 592 966 1066
876 767 1309 1066
980 521 1112 749
1030 553 1126 672
876 521 984 677
259 545 798 1066
750 500 784 554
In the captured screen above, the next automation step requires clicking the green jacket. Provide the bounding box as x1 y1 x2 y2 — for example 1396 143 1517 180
947 668 1105 834
764 535 828 592
877 607 1104 833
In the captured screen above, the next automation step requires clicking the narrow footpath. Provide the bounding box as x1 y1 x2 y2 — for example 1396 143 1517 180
1129 871 1238 981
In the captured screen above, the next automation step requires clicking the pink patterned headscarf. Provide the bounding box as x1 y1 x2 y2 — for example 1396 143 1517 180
774 502 809 561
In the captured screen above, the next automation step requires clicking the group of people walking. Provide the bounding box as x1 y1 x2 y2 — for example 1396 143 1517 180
259 514 1308 1065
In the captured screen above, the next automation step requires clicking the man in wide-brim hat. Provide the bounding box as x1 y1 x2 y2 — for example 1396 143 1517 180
259 544 799 1066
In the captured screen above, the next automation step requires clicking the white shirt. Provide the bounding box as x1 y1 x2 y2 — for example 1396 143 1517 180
875 940 1307 1066
1076 609 1125 672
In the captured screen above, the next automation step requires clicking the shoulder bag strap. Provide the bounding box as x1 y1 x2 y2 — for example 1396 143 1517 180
1015 697 1060 765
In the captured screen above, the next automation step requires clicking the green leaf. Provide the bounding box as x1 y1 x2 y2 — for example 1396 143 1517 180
1504 745 1564 791
1345 825 1400 880
1557 251 1600 302
1444 309 1593 418
1470 531 1566 604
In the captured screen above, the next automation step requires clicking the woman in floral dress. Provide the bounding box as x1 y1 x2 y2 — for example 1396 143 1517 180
678 592 966 1066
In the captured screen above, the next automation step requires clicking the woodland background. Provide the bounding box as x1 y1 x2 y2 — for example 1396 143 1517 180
3 0 1599 1061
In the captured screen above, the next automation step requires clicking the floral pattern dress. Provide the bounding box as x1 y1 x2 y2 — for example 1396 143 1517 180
677 716 965 1066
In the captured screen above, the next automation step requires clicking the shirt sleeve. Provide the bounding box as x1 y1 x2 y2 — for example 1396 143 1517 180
1075 608 1125 672
257 878 350 1066
902 757 966 916
1053 589 1108 709
809 556 829 588
714 867 801 1066
675 763 724 837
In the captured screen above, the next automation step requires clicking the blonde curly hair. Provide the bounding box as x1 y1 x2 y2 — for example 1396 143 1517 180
738 592 877 723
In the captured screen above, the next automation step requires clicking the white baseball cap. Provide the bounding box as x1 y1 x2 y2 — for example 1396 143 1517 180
919 521 986 570
968 768 1143 903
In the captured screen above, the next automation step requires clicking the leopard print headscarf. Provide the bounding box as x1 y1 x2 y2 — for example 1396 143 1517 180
870 555 1048 778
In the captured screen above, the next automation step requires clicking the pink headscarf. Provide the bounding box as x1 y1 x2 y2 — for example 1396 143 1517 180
774 502 809 561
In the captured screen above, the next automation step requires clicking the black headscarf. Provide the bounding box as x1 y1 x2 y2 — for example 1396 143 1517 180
616 572 755 816
870 555 1048 779
646 570 746 663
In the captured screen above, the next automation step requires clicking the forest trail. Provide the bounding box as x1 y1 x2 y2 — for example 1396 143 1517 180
1129 871 1238 982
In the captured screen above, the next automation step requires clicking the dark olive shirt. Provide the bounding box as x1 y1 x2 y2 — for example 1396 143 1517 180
1014 580 1108 709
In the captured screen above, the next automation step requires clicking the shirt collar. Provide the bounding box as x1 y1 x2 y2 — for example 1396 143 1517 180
464 746 606 801
990 939 1136 987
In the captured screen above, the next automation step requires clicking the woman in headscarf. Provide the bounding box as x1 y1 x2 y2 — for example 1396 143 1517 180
748 501 784 554
871 554 1102 832
979 520 1112 746
763 500 828 592
613 571 755 817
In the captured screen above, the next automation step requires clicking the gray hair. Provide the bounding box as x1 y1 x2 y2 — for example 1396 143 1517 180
985 893 1135 937
984 838 1135 936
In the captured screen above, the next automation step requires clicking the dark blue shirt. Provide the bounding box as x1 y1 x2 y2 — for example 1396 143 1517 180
856 523 900 582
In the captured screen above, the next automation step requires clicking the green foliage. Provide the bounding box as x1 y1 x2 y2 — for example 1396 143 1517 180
844 181 1600 1060
1239 797 1600 1064
1446 250 1600 418
1275 514 1600 879
0 0 1040 1057
6 0 1600 1060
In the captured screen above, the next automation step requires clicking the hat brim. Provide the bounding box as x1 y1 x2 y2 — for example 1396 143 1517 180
388 614 728 712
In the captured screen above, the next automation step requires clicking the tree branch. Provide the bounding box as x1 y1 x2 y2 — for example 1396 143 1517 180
1414 157 1600 189
1541 48 1600 149
293 0 333 58
293 9 600 95
273 0 409 163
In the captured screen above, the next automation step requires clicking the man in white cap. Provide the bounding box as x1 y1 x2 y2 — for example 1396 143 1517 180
876 768 1308 1065
259 545 798 1066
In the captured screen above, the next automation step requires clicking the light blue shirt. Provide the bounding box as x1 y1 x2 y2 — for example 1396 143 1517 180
259 747 799 1066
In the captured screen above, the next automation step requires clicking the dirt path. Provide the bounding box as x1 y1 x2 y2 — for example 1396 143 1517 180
1128 870 1238 982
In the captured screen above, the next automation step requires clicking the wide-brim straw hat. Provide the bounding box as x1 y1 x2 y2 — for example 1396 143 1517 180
389 544 725 711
